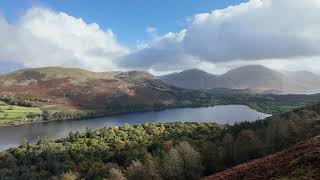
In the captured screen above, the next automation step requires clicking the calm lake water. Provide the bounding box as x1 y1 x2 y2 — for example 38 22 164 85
0 105 270 151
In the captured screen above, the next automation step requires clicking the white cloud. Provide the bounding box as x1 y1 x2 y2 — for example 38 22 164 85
0 8 128 71
146 26 158 38
119 29 201 71
121 0 320 73
184 0 320 62
2 1 320 74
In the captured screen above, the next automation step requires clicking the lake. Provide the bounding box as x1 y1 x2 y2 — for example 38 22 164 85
0 105 270 151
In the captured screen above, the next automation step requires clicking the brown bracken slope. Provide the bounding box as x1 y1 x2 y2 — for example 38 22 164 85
0 67 184 111
203 137 320 180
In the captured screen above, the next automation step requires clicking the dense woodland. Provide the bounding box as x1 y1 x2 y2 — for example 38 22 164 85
1 103 320 179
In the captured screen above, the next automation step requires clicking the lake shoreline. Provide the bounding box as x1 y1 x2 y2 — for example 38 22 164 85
0 103 273 127
0 105 270 152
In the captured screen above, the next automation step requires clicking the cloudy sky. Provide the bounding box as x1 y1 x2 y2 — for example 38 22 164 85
0 0 320 75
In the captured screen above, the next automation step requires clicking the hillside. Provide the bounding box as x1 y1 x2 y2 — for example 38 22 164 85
204 137 320 180
0 67 204 125
1 66 320 126
1 102 320 179
0 67 177 109
160 65 320 93
3 67 284 126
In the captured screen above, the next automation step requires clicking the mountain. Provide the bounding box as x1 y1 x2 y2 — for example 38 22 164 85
204 137 320 180
283 70 320 93
216 65 287 90
160 68 218 89
160 65 320 94
284 70 320 83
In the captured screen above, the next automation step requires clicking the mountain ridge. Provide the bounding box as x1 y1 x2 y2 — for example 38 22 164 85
160 65 320 93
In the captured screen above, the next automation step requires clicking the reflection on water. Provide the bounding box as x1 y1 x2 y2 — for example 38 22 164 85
0 105 270 151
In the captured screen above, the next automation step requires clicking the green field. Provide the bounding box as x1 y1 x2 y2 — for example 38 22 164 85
0 100 43 126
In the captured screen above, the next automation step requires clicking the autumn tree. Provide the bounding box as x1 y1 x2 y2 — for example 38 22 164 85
161 148 183 180
60 171 79 180
126 160 143 180
176 141 204 180
142 154 162 180
106 168 126 180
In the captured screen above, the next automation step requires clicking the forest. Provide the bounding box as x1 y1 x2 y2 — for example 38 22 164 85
1 103 320 179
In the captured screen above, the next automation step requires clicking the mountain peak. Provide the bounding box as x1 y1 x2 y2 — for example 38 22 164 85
227 65 274 73
177 68 214 76
160 68 217 89
183 68 205 72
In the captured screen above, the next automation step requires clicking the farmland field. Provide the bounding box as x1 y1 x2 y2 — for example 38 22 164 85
0 100 43 126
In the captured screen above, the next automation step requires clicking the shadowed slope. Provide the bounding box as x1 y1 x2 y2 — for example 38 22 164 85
204 137 320 180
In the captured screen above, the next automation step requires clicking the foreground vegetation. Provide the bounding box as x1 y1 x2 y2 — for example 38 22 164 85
204 136 320 180
1 103 320 179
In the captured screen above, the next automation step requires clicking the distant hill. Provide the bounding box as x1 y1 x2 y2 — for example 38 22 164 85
283 70 320 93
160 65 320 94
204 137 320 180
160 68 218 89
216 65 287 90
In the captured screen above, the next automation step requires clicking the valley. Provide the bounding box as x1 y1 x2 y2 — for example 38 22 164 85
1 1 319 179
1 66 320 126
0 66 319 179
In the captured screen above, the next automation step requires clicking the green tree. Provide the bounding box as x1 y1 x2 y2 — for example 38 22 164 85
201 142 225 175
42 110 50 121
222 133 234 166
233 129 263 163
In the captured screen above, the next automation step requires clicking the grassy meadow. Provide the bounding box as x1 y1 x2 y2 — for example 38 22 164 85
0 100 43 126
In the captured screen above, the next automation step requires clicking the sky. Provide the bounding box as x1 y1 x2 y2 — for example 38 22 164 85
0 0 320 75
0 0 246 47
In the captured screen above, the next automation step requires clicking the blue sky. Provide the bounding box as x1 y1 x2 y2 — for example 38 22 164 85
0 0 320 74
0 0 246 47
